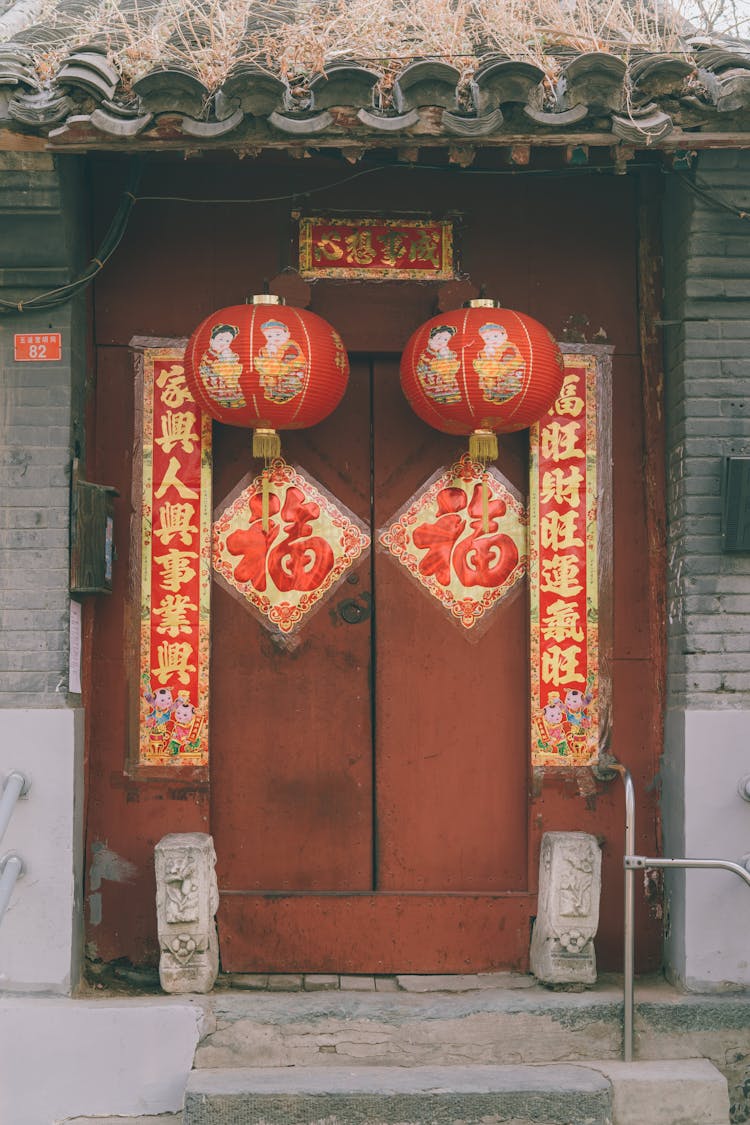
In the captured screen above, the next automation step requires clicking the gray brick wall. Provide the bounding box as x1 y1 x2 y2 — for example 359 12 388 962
664 150 750 708
0 153 87 706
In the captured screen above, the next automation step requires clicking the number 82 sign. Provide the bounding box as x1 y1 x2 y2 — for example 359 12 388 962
14 333 62 362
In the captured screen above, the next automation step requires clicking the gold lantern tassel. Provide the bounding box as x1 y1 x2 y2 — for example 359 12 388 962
261 467 271 533
253 427 281 460
482 470 490 535
469 429 498 462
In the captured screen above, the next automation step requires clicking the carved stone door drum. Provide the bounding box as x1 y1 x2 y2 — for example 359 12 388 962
211 356 532 972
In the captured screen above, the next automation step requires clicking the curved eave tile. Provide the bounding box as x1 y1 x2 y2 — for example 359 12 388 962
310 65 379 110
59 48 119 84
393 60 461 112
220 66 287 116
695 46 750 74
442 108 503 136
356 106 420 131
131 67 210 117
700 67 750 112
89 107 153 136
628 54 694 99
560 52 627 111
56 65 117 101
9 90 73 125
0 62 37 89
181 108 244 137
523 103 589 126
268 109 334 134
472 59 545 114
611 109 673 143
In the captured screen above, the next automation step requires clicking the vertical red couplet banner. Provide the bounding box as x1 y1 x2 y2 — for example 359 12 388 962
530 355 599 767
139 350 212 767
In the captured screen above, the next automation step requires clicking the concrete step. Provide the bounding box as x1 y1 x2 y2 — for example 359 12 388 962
184 1060 731 1125
184 1064 615 1125
195 978 750 1119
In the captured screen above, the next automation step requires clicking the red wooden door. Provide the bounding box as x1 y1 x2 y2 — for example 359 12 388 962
213 356 533 972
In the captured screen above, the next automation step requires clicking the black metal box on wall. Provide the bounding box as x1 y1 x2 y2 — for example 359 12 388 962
70 460 119 594
722 456 750 552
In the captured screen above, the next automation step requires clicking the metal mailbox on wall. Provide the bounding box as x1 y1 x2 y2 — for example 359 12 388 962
69 460 118 595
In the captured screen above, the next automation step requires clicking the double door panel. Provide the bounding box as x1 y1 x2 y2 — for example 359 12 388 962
210 357 530 971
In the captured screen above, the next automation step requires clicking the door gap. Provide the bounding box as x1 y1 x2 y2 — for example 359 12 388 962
369 357 379 892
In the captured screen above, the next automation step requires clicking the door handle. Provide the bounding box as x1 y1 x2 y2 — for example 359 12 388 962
337 592 371 624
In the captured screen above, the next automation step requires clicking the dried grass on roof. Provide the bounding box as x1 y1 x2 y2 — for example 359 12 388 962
1 0 746 93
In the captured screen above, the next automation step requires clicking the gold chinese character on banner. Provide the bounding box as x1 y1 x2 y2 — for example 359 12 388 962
344 231 378 265
541 598 585 642
155 548 198 592
154 593 198 637
541 421 583 463
153 502 198 546
541 643 583 685
314 232 345 261
155 456 199 500
156 364 192 409
540 553 583 597
153 641 196 685
554 371 586 418
155 412 200 454
541 511 584 552
408 230 441 267
540 466 584 508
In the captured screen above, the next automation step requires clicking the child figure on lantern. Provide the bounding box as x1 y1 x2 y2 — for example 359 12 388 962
199 324 245 409
473 322 526 404
254 319 307 404
416 325 461 404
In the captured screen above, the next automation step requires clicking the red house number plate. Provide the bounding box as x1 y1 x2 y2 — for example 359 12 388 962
14 333 62 361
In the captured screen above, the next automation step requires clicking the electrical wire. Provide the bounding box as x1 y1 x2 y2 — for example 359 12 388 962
0 158 142 313
1 150 747 314
675 169 750 219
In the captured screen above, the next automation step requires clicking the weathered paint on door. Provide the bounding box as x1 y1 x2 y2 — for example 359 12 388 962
84 152 663 973
214 356 531 971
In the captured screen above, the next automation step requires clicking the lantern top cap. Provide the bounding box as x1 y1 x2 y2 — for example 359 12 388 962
464 298 503 309
249 294 285 306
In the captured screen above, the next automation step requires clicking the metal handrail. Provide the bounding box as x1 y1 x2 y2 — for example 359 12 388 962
614 763 750 1062
0 771 29 849
0 853 24 926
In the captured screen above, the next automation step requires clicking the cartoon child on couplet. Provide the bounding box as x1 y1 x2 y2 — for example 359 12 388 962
254 319 307 404
144 683 173 731
563 686 593 756
416 324 461 404
167 692 203 757
537 690 570 756
199 323 245 409
472 322 526 405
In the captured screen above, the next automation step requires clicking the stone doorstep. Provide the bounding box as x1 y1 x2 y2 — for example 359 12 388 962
184 1064 614 1125
218 970 535 992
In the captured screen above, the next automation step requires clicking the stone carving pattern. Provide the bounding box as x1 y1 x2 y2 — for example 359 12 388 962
530 831 601 987
155 832 219 993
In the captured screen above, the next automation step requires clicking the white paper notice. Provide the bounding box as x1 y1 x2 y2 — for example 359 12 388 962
69 599 82 694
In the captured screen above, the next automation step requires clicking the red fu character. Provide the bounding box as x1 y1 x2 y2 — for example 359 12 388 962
267 486 335 592
413 483 518 590
225 491 282 592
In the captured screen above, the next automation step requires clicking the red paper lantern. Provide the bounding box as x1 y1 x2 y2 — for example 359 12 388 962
184 295 349 458
400 299 564 460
